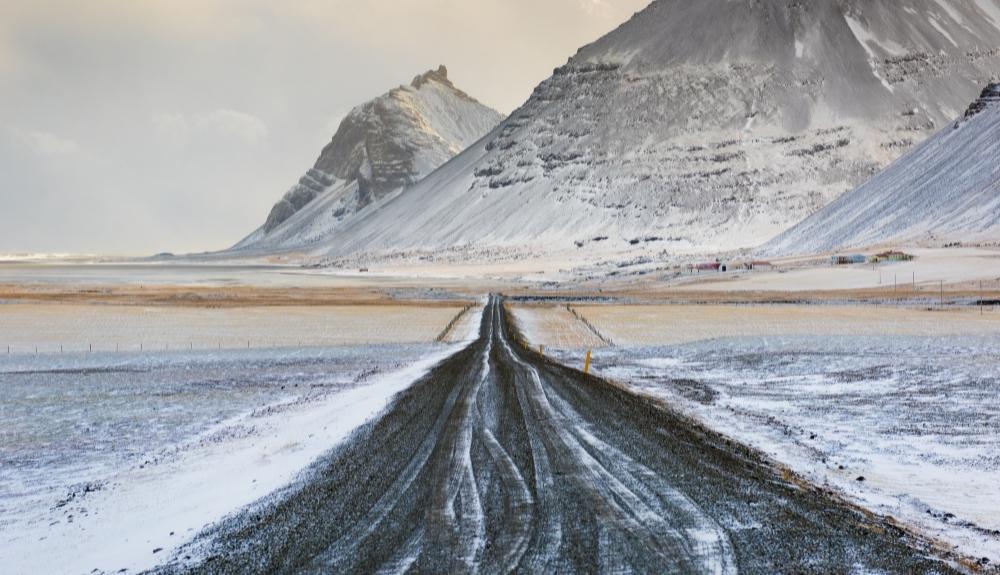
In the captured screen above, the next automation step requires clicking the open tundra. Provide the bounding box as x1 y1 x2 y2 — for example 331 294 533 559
149 299 958 574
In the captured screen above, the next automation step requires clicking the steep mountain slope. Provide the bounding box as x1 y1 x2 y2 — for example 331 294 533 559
308 0 1000 263
232 66 503 252
764 84 1000 255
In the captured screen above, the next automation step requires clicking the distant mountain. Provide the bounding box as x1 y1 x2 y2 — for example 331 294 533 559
298 0 1000 264
231 66 503 253
764 84 1000 255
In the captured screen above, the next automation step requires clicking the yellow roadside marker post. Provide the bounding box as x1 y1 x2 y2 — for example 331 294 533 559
539 344 545 357
584 349 592 375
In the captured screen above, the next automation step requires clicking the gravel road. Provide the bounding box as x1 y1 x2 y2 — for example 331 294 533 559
158 296 957 574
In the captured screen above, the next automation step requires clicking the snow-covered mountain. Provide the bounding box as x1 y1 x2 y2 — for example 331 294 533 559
231 66 503 253
764 84 1000 255
298 0 1000 264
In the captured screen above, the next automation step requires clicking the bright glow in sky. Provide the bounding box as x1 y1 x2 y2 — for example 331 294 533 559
0 0 650 254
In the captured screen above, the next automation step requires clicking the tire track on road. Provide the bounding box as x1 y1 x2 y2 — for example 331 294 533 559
160 296 961 575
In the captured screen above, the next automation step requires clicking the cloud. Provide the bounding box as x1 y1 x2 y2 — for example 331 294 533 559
152 109 268 146
9 128 78 156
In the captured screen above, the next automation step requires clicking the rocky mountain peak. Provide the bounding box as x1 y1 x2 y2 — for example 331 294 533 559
231 67 503 251
412 65 450 89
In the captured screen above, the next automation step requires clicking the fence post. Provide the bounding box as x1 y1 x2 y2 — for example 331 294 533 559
584 349 592 375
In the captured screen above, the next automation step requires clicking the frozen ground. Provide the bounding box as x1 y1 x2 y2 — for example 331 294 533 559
153 297 957 574
543 334 1000 566
0 339 474 575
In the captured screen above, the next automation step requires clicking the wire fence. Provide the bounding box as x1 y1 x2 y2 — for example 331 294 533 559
1 340 331 356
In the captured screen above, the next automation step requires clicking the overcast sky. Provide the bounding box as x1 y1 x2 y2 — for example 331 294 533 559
0 0 650 255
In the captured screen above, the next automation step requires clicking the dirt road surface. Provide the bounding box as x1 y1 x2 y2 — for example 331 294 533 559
158 297 958 574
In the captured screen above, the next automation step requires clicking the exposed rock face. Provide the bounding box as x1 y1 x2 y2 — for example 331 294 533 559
262 169 336 233
303 0 1000 262
964 83 1000 119
233 66 503 251
765 83 1000 255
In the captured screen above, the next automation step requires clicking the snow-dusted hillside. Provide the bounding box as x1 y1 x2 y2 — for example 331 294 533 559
765 84 1000 255
303 0 1000 264
231 66 502 253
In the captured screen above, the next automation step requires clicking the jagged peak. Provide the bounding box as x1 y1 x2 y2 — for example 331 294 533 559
411 65 451 89
404 65 483 105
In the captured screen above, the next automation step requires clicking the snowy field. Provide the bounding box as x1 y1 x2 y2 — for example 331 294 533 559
0 262 361 287
512 302 1000 564
541 335 1000 566
681 247 1000 292
0 339 474 575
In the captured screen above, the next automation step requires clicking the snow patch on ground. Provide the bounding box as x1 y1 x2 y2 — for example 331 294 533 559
0 343 471 575
554 335 1000 564
843 15 895 92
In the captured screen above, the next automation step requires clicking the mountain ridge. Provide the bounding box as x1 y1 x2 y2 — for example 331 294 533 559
231 66 503 253
763 83 1000 255
294 0 1000 264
